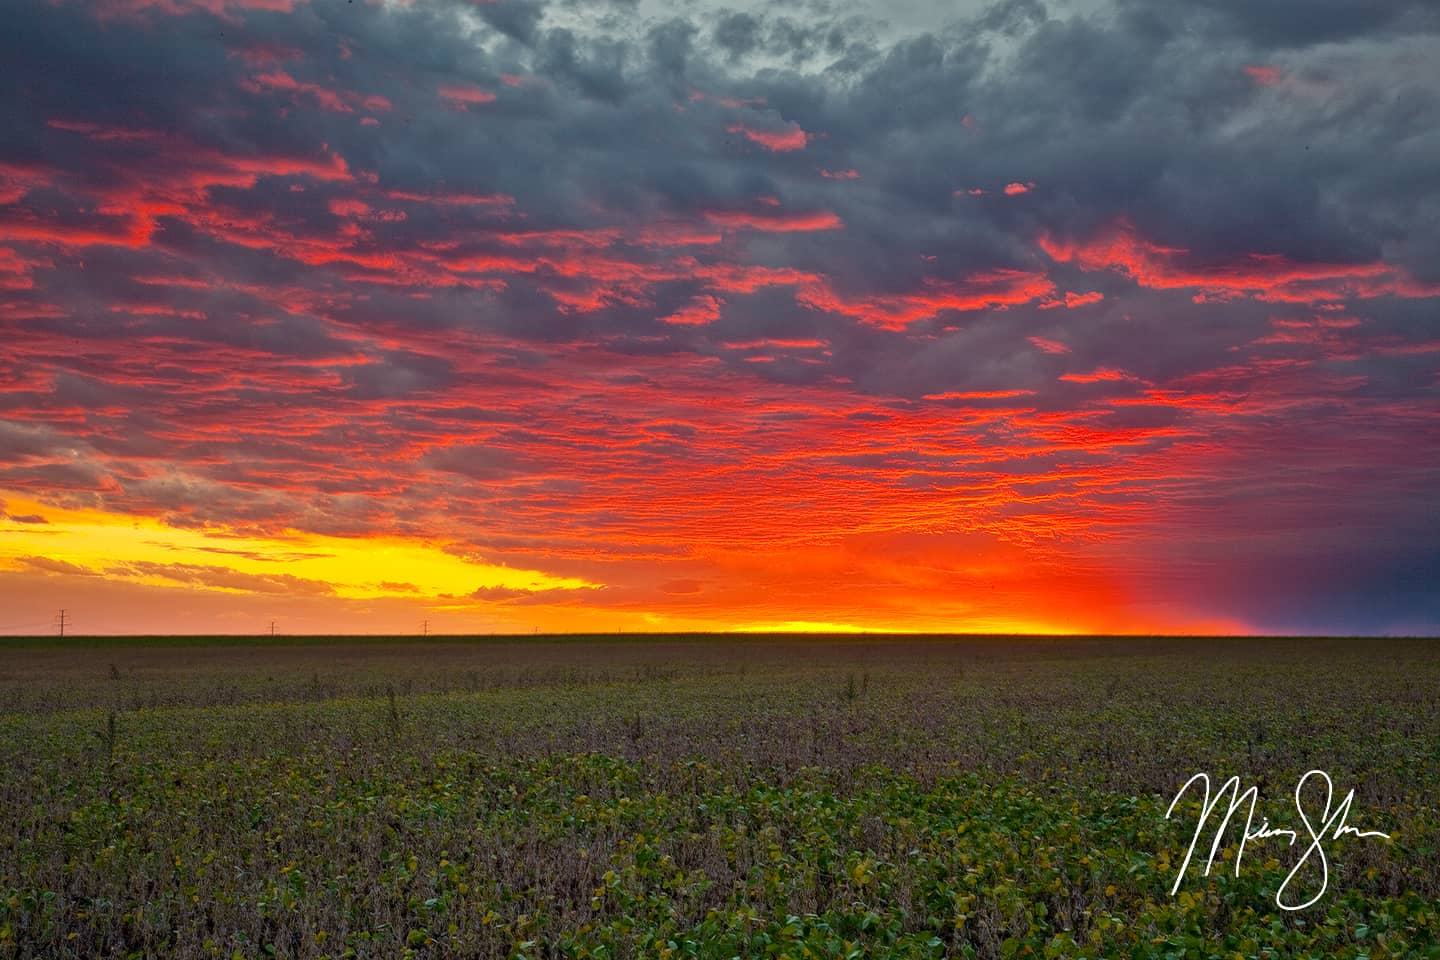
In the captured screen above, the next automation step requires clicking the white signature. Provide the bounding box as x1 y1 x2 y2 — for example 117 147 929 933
1165 769 1391 911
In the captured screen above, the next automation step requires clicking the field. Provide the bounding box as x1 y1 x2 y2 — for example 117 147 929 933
1 635 1437 959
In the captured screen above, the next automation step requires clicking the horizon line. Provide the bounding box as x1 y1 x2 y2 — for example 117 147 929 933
2 631 1436 642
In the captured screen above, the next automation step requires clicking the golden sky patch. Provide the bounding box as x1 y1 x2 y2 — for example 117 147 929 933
0 491 598 601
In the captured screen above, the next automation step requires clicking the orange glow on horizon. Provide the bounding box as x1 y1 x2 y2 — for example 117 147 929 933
0 490 1239 636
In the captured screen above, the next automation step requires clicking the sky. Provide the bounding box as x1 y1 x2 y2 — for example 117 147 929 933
1 0 1437 636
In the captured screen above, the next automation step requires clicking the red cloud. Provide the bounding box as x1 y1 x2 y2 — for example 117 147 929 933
94 0 304 22
1243 65 1284 86
438 84 497 108
1027 336 1071 354
1039 220 1436 303
721 338 827 350
244 70 352 113
703 207 842 232
1060 367 1136 384
727 122 810 152
199 149 351 183
1038 290 1104 310
1003 181 1034 195
660 295 723 326
228 40 304 67
798 270 1055 330
384 189 512 208
0 248 50 290
633 222 724 247
692 263 818 294
328 197 370 217
44 120 159 141
923 389 1037 401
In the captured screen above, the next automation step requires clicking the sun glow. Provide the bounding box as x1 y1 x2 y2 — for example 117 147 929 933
0 492 598 602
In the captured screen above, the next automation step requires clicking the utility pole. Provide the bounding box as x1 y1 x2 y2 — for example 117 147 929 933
269 620 276 637
422 620 429 637
55 608 67 638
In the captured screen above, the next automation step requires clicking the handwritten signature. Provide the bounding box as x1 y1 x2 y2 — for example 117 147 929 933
1165 769 1391 910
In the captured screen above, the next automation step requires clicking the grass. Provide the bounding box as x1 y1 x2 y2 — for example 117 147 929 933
1 636 1437 959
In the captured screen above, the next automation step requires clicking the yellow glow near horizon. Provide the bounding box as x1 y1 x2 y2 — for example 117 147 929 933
734 620 873 633
733 617 1083 635
0 492 598 600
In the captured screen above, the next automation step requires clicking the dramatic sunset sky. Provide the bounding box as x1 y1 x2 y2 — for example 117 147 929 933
1 0 1437 636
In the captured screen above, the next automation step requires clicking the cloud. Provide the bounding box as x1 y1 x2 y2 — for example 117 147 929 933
108 560 337 595
470 584 605 605
18 555 100 576
727 122 811 152
437 83 497 108
1038 291 1104 310
0 0 1436 632
702 206 842 232
1027 336 1070 354
660 294 723 326
1241 64 1283 86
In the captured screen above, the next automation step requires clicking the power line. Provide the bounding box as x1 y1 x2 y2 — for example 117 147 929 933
55 608 67 638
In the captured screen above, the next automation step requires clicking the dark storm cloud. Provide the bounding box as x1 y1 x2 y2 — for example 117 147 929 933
1177 0 1439 48
976 0 1047 37
5 0 1435 267
713 12 763 58
474 0 547 45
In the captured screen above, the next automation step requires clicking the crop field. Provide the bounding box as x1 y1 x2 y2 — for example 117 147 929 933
0 635 1437 960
